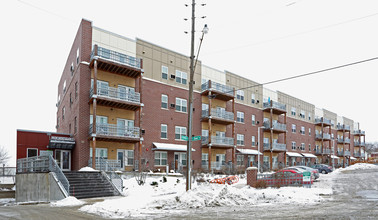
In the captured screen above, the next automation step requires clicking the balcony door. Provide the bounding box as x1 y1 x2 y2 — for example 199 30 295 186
55 150 71 171
117 118 134 137
215 154 225 169
118 85 135 100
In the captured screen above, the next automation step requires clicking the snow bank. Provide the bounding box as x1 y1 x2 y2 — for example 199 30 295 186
78 167 97 172
50 196 85 207
333 163 377 174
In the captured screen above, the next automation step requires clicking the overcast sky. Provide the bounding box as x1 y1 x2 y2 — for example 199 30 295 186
1 0 377 166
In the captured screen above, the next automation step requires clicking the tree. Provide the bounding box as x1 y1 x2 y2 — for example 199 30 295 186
0 146 10 165
365 142 378 154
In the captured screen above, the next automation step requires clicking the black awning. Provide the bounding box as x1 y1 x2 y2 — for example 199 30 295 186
48 136 75 150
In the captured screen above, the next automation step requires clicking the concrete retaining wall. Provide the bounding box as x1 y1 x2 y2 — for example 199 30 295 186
16 173 66 203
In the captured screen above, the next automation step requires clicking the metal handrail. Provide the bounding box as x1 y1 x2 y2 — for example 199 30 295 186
201 136 234 146
337 124 351 131
263 101 286 112
48 155 70 197
89 123 140 138
90 86 140 103
263 120 286 131
315 117 331 125
91 46 142 69
201 80 234 96
89 157 123 193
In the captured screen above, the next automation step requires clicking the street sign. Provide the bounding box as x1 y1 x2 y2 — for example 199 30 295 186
192 136 201 141
181 136 189 141
303 171 311 182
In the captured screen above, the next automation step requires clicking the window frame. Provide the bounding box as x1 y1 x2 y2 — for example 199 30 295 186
175 98 187 113
251 114 256 125
237 134 245 146
291 142 296 150
237 111 244 123
155 151 167 166
161 94 168 109
175 126 187 140
292 124 296 133
175 70 187 85
236 90 244 101
162 66 168 80
27 148 38 158
161 124 168 139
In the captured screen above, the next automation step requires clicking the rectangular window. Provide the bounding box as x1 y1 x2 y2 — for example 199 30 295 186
74 117 77 134
161 124 167 139
251 93 256 104
162 66 168 79
161 94 168 109
308 113 311 121
155 151 167 166
292 124 296 133
237 134 245 146
301 126 305 135
27 148 38 157
175 70 187 85
300 110 305 119
309 128 311 136
175 126 187 140
62 106 65 120
237 155 244 166
69 123 71 134
236 90 244 101
252 136 256 146
292 142 296 150
175 152 187 166
251 114 256 125
291 107 296 116
301 143 305 151
76 48 80 64
70 62 74 76
202 153 208 166
237 111 244 123
202 129 209 137
175 98 187 113
70 92 73 107
125 150 134 166
309 144 311 152
202 103 209 116
90 148 108 159
75 82 78 99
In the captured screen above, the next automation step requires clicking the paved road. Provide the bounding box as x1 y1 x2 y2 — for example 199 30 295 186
0 167 377 219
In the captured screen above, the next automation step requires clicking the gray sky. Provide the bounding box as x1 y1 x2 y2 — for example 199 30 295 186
1 0 377 166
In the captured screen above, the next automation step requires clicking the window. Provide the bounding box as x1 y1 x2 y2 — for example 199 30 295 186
161 124 167 139
308 113 311 121
27 148 38 157
125 150 134 166
237 111 244 123
252 136 256 146
237 155 244 166
202 129 209 137
202 153 208 166
62 106 65 120
76 48 80 64
57 117 60 129
70 92 73 107
291 107 296 116
175 152 187 166
251 114 256 125
155 151 167 166
309 128 311 136
301 126 305 135
175 126 187 140
175 98 187 113
75 82 78 99
90 148 108 160
301 143 305 151
251 93 256 104
309 144 311 152
74 117 77 134
69 123 72 134
237 134 245 146
236 90 244 101
162 66 168 79
202 103 209 116
292 142 296 150
70 62 74 76
175 70 187 85
300 110 305 119
63 80 66 94
292 124 296 133
161 94 168 109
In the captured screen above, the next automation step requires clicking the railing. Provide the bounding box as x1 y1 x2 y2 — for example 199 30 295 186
88 157 123 193
354 152 365 157
323 149 331 154
16 156 70 197
337 124 351 131
344 151 351 156
315 117 331 125
337 150 344 157
258 172 312 187
338 138 350 144
209 108 234 121
263 101 286 112
354 130 365 135
90 87 140 103
91 46 142 69
90 123 140 138
354 141 366 146
263 143 286 151
315 133 331 140
263 120 286 131
201 136 234 146
201 80 234 96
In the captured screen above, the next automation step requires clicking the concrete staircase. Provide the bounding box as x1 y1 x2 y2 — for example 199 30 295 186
64 171 119 199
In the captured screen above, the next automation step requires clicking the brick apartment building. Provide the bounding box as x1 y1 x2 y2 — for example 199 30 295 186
17 19 367 172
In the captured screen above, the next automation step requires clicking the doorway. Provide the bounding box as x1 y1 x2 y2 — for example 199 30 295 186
55 150 71 171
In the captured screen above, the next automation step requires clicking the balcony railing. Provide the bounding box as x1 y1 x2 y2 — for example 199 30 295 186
354 130 366 135
354 141 366 147
202 136 234 146
315 117 331 125
338 138 350 144
263 121 286 131
337 124 351 131
202 109 234 121
90 124 140 139
315 133 331 140
263 143 286 151
201 80 234 96
263 101 286 112
344 151 351 156
91 46 142 69
354 152 365 157
337 150 344 157
90 86 140 103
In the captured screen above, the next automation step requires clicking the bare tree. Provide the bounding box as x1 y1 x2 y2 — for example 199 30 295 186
366 142 378 154
0 146 10 165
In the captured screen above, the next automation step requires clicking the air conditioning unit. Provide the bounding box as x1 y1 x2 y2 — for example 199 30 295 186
170 74 176 79
170 103 175 108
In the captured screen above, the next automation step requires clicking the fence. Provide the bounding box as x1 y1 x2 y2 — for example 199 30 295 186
88 157 123 193
257 172 312 187
1 165 16 184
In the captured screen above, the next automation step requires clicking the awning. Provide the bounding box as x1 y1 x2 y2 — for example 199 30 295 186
152 142 195 152
350 156 357 160
286 152 303 157
301 153 317 158
48 136 75 150
331 155 339 159
237 149 262 155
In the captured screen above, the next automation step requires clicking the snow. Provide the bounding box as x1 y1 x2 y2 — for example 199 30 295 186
78 166 97 172
332 163 377 173
50 196 85 207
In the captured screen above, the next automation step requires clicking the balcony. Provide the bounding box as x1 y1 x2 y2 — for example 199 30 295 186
354 130 366 136
337 124 351 131
315 148 331 155
315 117 332 126
90 86 141 110
89 123 140 142
263 143 286 152
202 136 234 147
315 133 331 140
90 46 142 78
337 150 344 157
263 101 286 114
201 108 234 125
344 151 351 156
263 120 286 133
201 80 234 101
354 141 366 147
338 138 350 144
354 152 365 158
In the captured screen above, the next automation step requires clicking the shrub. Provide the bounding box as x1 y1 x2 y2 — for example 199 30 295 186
162 176 167 183
253 180 267 189
151 181 158 186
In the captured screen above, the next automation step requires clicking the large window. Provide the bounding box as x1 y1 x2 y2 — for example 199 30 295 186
251 93 256 104
175 126 187 140
237 155 244 166
161 124 167 139
175 98 187 113
155 151 167 166
175 152 187 166
27 148 38 157
237 111 244 123
301 126 305 135
292 124 296 133
291 142 296 150
175 70 187 85
202 153 208 166
252 136 256 146
236 90 244 100
162 66 168 79
237 134 245 146
300 110 305 119
161 94 168 109
90 148 108 159
291 107 296 116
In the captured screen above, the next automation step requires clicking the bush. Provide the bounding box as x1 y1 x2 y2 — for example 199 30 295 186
151 181 158 186
162 176 167 183
253 180 267 189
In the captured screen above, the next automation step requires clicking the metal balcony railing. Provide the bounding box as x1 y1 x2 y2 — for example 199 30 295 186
201 80 234 96
316 133 331 140
315 117 331 125
338 138 351 144
91 46 142 69
354 130 366 135
202 136 234 146
337 124 351 131
202 109 234 121
263 143 286 151
90 86 140 103
323 149 331 154
337 150 344 157
263 120 286 131
354 141 366 146
90 124 140 138
344 151 351 156
263 101 286 112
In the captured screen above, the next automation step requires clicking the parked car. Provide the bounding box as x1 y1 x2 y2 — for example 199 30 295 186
311 164 333 174
273 169 314 185
292 166 320 180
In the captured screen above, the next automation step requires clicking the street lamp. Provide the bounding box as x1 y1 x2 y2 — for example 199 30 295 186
186 1 209 191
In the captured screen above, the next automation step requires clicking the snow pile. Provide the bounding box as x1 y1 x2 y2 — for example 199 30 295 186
78 167 97 172
333 163 377 174
51 196 85 207
79 175 332 219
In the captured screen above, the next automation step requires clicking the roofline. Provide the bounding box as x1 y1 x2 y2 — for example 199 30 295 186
17 129 72 137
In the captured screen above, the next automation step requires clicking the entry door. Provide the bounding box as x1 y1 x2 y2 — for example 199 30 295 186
55 150 71 171
117 150 124 169
215 154 225 169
